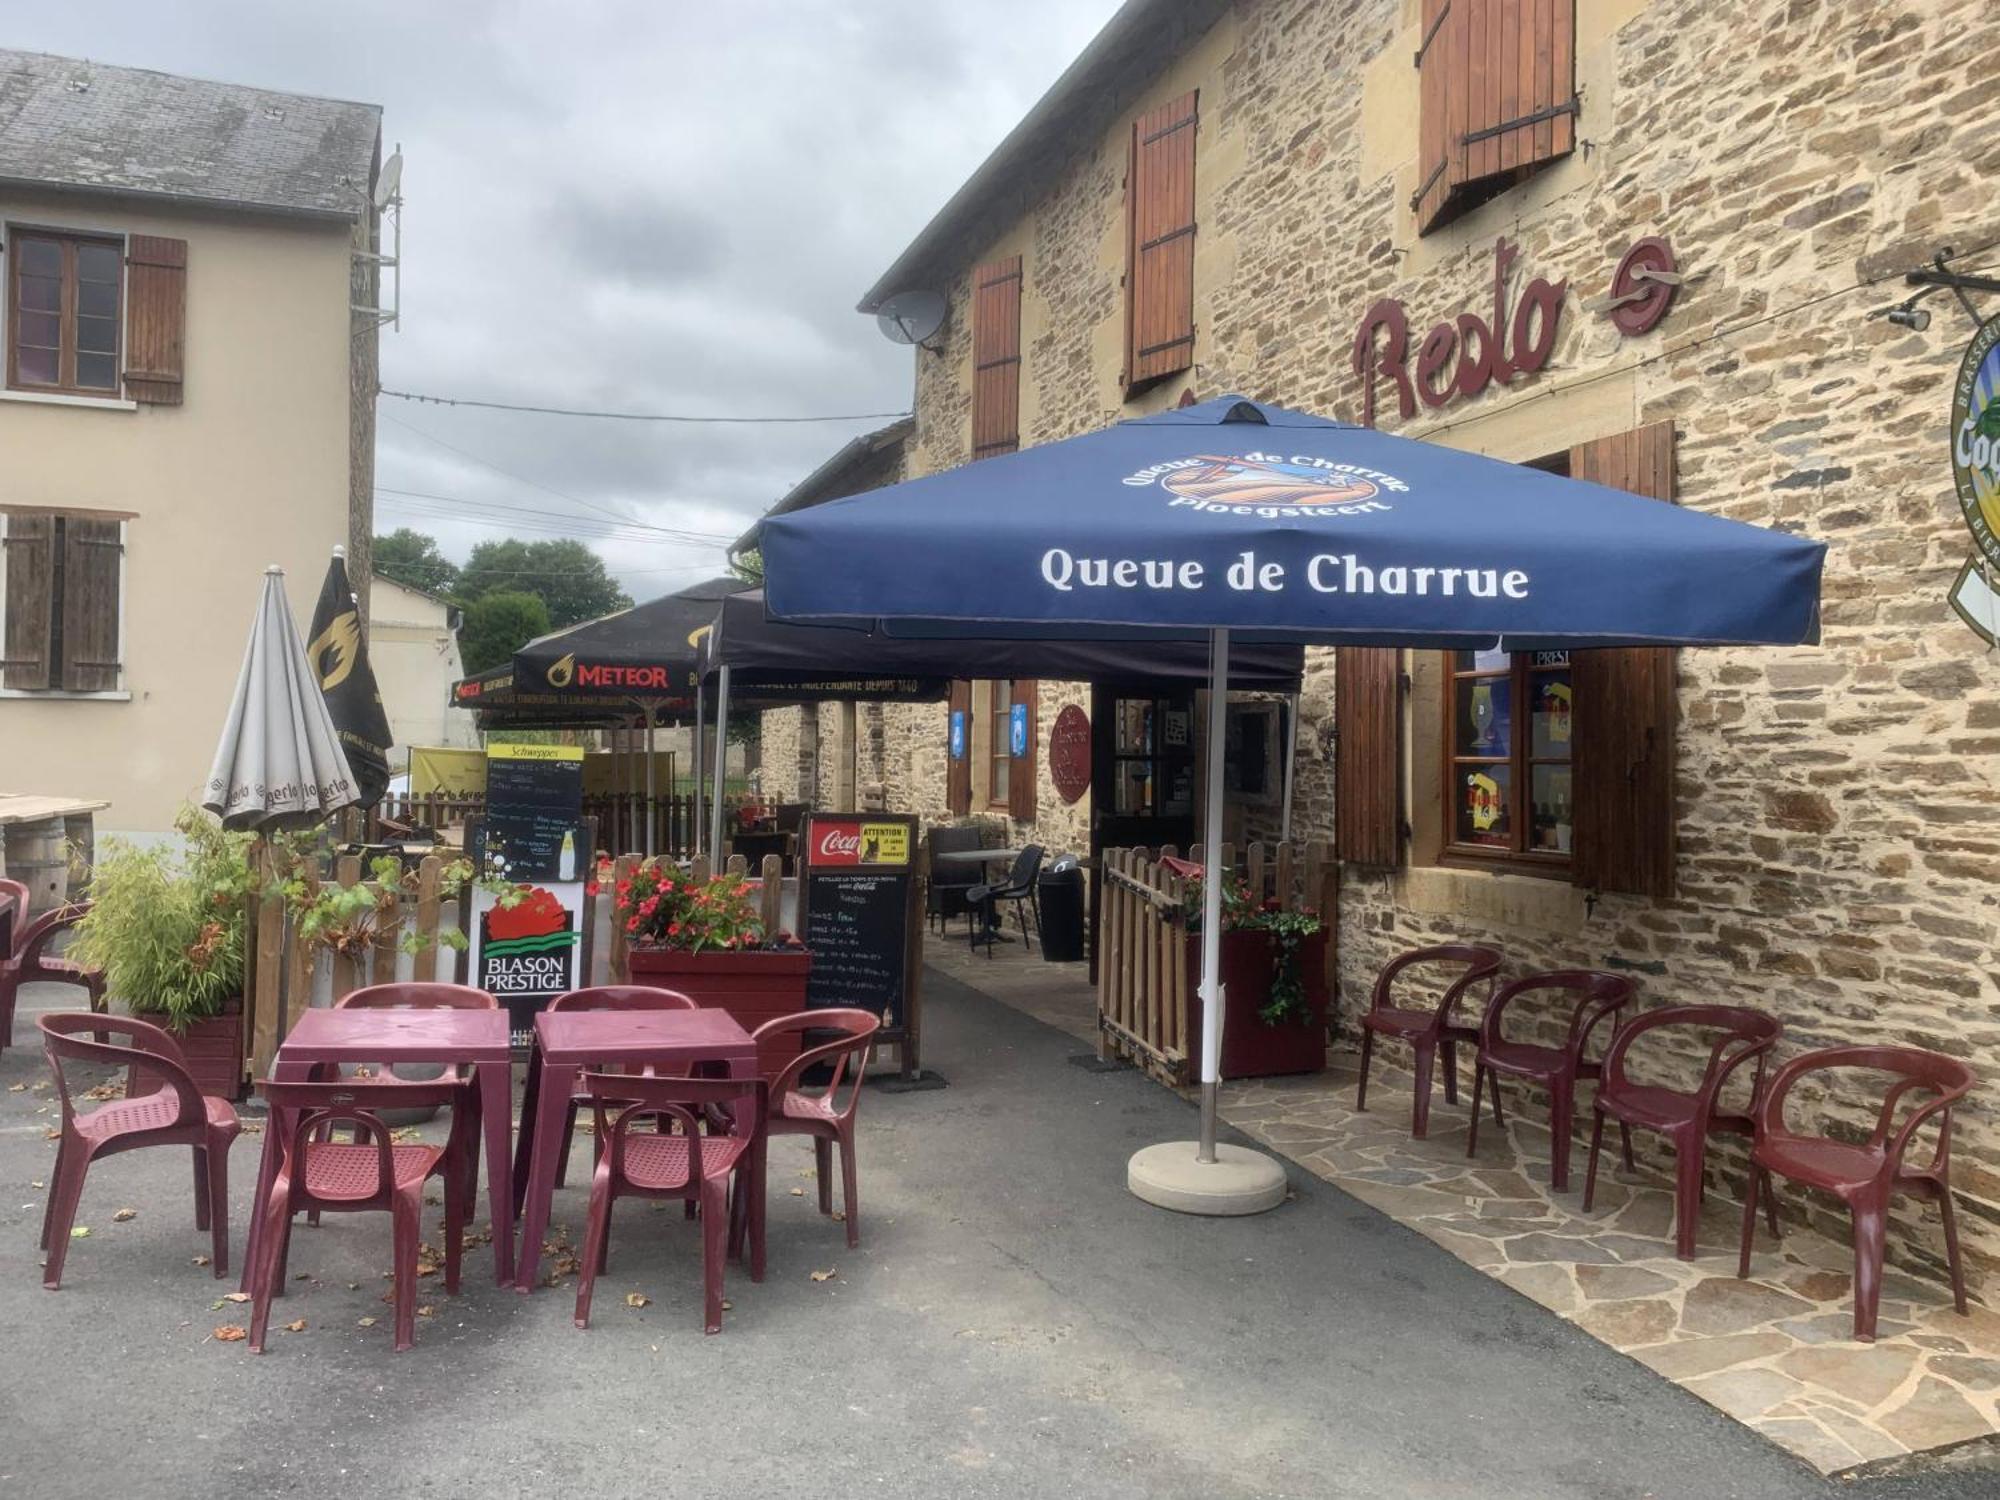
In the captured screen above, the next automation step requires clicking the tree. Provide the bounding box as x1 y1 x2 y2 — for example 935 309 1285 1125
728 548 763 585
458 589 551 675
457 538 631 628
372 528 460 597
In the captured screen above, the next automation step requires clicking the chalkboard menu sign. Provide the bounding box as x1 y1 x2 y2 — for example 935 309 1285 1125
799 813 919 1032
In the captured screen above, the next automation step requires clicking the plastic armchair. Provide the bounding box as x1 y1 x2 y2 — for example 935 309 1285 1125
1468 970 1636 1191
968 845 1044 957
739 1009 881 1252
1583 1005 1782 1258
1738 1046 1975 1340
1354 944 1504 1138
3 879 106 1052
546 985 699 1188
571 1071 760 1335
249 1077 473 1352
37 1013 240 1288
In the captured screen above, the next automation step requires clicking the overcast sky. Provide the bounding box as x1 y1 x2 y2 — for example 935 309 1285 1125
11 1 1123 598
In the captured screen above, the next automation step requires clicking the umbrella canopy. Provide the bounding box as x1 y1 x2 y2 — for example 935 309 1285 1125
306 546 393 806
700 587 1306 697
763 396 1823 648
511 575 748 701
202 565 360 832
761 394 1826 1209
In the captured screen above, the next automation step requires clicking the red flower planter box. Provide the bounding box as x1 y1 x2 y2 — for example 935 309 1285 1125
628 948 812 1076
1183 929 1329 1080
129 998 245 1101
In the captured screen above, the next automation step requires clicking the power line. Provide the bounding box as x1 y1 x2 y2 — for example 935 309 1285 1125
381 411 659 530
382 388 910 424
375 486 735 544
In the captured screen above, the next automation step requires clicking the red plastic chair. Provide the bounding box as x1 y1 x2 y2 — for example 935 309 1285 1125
1738 1046 1976 1341
1355 944 1504 1138
547 985 700 1188
306 982 497 1223
571 1071 760 1335
249 1077 474 1352
1469 970 1636 1191
3 881 106 1052
37 1013 239 1288
1583 1005 1783 1258
742 1010 881 1249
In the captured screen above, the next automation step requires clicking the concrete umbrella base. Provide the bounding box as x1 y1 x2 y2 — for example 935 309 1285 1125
1127 1141 1288 1216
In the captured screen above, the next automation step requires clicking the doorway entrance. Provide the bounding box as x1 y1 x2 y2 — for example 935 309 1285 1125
1087 682 1199 983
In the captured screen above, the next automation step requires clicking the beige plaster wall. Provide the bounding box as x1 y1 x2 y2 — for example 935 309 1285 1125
0 190 358 837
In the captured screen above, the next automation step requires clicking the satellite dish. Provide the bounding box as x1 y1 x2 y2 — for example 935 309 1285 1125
875 289 946 350
375 150 404 210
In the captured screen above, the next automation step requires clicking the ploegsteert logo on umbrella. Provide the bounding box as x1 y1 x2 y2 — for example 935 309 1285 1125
1126 451 1408 519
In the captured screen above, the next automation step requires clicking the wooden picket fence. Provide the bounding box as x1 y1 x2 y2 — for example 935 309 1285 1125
370 792 701 855
240 844 785 1084
1096 839 1338 1086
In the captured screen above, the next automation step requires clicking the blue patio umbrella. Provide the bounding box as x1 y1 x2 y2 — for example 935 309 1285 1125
761 396 1825 1210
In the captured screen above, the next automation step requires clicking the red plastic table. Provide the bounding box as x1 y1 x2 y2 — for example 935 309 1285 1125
241 1008 516 1290
512 1007 764 1292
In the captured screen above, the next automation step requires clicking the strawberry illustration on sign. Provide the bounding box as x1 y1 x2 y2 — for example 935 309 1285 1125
487 886 569 945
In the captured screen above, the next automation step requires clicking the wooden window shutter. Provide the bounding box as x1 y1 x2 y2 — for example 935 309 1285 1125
2 512 56 690
947 681 973 816
1124 89 1198 390
1007 679 1038 821
1570 422 1677 898
60 517 122 692
124 236 187 405
971 257 1022 459
1334 646 1401 867
1413 2 1577 234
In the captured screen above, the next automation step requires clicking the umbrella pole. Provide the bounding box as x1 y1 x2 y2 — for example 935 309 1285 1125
1197 628 1228 1163
692 684 706 859
1127 625 1286 1216
644 703 658 860
1280 690 1300 845
709 664 732 865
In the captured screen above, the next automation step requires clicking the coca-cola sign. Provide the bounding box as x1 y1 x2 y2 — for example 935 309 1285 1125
809 817 910 868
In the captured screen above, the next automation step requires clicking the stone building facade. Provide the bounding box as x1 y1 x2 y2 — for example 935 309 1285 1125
759 0 2000 1290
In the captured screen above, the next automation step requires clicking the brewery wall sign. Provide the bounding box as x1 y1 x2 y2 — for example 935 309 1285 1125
1947 313 2000 645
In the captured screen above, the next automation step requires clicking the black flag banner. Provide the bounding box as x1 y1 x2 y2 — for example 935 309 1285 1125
306 547 394 807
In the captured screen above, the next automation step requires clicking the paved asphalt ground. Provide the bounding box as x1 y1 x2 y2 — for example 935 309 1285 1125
2 971 1996 1499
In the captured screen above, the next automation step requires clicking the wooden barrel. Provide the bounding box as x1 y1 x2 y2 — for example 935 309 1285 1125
3 817 70 914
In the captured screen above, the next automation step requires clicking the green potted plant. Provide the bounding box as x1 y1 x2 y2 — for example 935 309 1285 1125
67 808 259 1098
618 861 810 1057
282 853 479 969
1183 869 1329 1079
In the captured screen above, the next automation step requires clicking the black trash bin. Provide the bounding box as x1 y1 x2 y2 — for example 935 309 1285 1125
1038 855 1086 962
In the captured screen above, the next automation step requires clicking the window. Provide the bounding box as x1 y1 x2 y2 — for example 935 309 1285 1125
1123 90 1198 391
982 679 1012 808
2 510 125 693
1333 424 1679 896
1413 1 1578 234
1444 648 1575 868
8 232 122 394
1107 695 1195 817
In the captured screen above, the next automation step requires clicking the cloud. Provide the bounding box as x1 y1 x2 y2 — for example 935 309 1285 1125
10 0 1124 595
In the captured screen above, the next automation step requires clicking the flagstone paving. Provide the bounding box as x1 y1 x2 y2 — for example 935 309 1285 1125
1218 1054 2000 1475
925 929 1999 1473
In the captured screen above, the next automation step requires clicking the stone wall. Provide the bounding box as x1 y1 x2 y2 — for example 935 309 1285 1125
854 0 2000 1291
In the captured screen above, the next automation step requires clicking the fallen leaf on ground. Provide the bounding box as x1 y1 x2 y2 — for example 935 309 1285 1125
720 1299 732 1311
210 1299 227 1311
416 1305 437 1318
69 1226 90 1238
240 1121 263 1135
81 1083 120 1101
293 1272 312 1282
832 1210 846 1222
192 1255 210 1267
222 1291 251 1303
7 1082 25 1092
357 1316 377 1328
789 1187 805 1197
213 1325 247 1342
346 1282 360 1291
283 1319 306 1333
810 1269 836 1282
43 1128 60 1140
31 1180 44 1189
625 1292 650 1308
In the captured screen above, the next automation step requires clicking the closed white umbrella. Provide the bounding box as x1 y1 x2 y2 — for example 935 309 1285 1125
201 565 360 831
